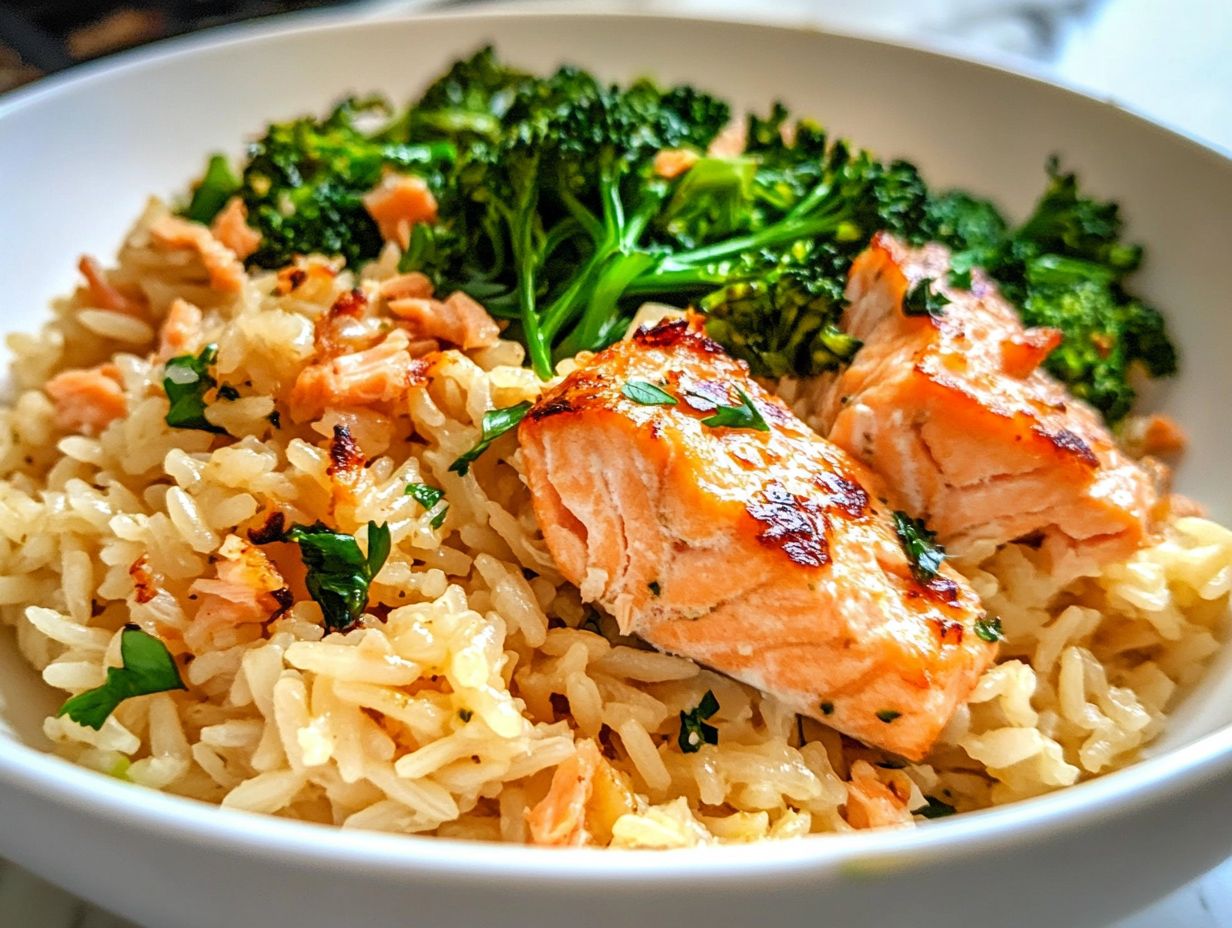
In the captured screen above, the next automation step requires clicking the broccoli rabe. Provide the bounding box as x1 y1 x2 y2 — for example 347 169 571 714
621 105 929 377
178 50 1177 423
408 62 731 375
182 97 455 269
923 159 1176 422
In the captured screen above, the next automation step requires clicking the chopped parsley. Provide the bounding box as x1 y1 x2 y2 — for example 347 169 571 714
648 580 662 597
914 796 957 819
876 709 902 723
284 520 391 633
57 626 186 730
701 388 769 432
217 383 241 401
406 482 448 530
621 380 678 406
163 344 226 433
449 401 533 476
892 511 947 583
974 614 1006 643
903 277 951 318
819 701 834 716
678 690 720 753
947 268 974 291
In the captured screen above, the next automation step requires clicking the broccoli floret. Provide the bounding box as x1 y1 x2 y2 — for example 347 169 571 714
631 106 929 376
1015 158 1143 278
181 97 456 270
177 51 1178 425
700 241 859 378
415 62 731 375
405 45 529 143
921 190 1007 255
922 160 1177 422
1020 280 1136 421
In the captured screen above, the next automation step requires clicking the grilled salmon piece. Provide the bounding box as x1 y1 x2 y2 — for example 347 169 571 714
792 233 1157 566
520 320 996 760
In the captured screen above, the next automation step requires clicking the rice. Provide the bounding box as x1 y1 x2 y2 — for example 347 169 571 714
1 199 1228 847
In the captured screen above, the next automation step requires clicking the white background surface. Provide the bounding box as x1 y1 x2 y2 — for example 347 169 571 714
2 0 1229 924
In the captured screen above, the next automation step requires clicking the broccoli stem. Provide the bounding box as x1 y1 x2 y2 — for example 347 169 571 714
540 162 670 349
510 190 553 378
558 251 657 357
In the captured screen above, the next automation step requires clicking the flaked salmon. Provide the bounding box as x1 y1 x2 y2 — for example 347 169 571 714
520 320 996 760
792 233 1157 566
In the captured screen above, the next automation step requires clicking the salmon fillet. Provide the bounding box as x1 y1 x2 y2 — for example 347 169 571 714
793 233 1157 566
520 320 996 760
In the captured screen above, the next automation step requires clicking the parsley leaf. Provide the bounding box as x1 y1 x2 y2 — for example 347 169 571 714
701 388 770 432
892 511 947 583
947 268 974 291
163 344 226 433
57 627 186 730
406 482 448 530
678 689 720 753
285 520 391 633
876 709 902 723
449 401 533 476
914 796 957 819
903 277 951 318
974 614 1006 643
621 380 677 406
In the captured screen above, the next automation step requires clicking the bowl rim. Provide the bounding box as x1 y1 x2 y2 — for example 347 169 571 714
1 5 1231 883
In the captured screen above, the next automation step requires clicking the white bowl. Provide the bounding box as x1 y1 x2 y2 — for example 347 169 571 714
2 11 1231 928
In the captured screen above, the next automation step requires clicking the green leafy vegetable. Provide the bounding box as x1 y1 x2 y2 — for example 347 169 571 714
449 401 532 475
902 277 950 318
621 380 677 406
699 241 863 378
406 482 448 530
947 267 974 290
182 97 456 270
163 344 225 434
892 511 947 584
922 159 1176 422
183 153 241 225
876 709 902 723
57 627 186 730
636 109 929 379
678 689 720 753
285 520 391 633
974 615 1006 644
914 796 957 819
179 51 1178 424
701 387 770 432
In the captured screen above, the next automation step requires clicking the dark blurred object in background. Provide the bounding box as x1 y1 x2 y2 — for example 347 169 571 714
0 0 348 92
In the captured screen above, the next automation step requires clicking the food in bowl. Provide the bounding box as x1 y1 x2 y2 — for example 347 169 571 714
3 47 1227 848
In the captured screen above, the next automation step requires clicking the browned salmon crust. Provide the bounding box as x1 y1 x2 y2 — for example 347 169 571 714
520 320 996 760
796 233 1157 566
